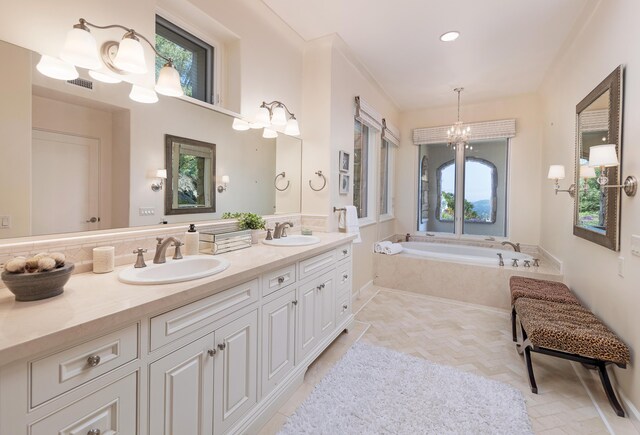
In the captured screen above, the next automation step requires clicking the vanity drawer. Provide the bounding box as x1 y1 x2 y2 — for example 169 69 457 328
336 292 351 326
298 250 337 281
262 264 296 297
30 324 138 407
150 279 258 351
30 371 137 435
336 243 352 262
336 261 352 297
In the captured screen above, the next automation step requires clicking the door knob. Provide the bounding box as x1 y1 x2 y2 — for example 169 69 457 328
86 217 99 223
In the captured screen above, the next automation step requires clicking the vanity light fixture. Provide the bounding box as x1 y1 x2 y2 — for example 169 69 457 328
588 144 637 196
263 128 278 139
232 118 250 131
217 175 230 193
547 165 576 197
38 18 183 103
256 101 300 137
440 31 460 42
36 55 79 81
151 169 167 192
579 164 596 193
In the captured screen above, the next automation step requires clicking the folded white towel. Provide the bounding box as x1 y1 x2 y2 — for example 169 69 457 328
374 241 393 253
382 243 403 255
341 205 361 243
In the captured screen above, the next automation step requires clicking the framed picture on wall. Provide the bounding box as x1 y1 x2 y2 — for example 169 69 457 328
339 173 350 195
339 150 350 173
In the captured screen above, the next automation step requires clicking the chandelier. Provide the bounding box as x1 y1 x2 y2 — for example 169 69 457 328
447 88 471 150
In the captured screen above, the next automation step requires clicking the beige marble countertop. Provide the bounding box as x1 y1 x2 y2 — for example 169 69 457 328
0 232 355 366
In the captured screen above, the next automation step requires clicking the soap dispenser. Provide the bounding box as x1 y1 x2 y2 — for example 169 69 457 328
185 224 199 256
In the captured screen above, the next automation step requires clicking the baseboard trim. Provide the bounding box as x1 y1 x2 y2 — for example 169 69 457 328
619 388 640 431
538 245 564 274
355 280 374 300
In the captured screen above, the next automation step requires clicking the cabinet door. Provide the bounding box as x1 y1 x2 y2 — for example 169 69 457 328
317 273 336 340
214 310 258 435
296 279 319 363
261 289 296 398
149 334 215 435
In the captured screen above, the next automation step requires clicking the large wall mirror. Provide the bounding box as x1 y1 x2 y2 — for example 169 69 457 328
574 66 623 251
0 39 302 241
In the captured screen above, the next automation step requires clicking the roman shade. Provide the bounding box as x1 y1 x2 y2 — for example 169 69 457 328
413 119 516 145
355 96 383 130
382 118 400 147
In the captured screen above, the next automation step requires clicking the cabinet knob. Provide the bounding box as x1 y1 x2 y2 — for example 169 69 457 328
342 249 348 255
277 276 285 284
207 349 216 357
317 283 325 290
218 342 226 351
343 304 348 310
87 355 101 367
292 300 298 306
87 429 101 435
343 273 348 280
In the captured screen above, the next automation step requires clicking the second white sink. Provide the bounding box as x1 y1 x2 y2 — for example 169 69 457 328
262 235 320 247
118 255 230 285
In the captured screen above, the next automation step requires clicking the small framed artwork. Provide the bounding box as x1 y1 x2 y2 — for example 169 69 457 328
339 173 350 195
339 150 350 173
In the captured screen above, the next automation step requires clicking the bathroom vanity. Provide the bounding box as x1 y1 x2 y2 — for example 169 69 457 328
0 233 354 434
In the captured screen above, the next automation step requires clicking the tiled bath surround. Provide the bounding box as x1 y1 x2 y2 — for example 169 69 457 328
0 214 331 288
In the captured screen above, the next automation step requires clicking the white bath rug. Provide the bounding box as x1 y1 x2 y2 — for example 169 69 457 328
279 342 533 435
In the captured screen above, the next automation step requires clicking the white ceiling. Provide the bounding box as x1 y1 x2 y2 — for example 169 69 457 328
262 0 592 110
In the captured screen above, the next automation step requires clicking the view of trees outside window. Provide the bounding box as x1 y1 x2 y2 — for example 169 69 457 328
354 120 369 218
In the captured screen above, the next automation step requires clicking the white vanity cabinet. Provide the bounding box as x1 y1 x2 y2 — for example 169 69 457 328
0 239 354 435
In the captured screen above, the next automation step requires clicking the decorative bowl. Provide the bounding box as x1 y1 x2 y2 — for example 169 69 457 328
1 263 74 301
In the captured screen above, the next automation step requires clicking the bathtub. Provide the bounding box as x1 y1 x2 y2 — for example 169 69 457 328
400 241 533 267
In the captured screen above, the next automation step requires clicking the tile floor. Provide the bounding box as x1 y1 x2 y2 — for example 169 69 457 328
259 286 639 435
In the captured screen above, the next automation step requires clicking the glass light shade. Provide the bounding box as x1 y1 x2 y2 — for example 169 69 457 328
88 70 122 84
36 55 79 80
547 165 566 180
113 36 147 74
248 122 263 129
155 64 183 97
155 169 167 179
221 175 230 184
588 144 619 168
232 118 250 131
284 118 300 136
255 107 271 127
580 165 596 179
271 106 287 126
129 85 158 104
263 128 278 139
60 27 101 70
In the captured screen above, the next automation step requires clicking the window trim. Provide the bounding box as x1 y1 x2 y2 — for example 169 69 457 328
379 138 395 220
354 119 379 224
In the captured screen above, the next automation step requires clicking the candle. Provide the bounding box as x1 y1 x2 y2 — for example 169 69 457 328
93 246 115 274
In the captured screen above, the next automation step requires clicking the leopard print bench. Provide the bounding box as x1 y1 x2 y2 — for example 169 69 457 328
514 297 630 417
509 276 580 342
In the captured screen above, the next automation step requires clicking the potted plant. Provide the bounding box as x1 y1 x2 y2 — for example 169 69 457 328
222 212 266 243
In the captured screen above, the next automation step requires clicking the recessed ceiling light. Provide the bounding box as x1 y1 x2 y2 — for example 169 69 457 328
440 31 460 42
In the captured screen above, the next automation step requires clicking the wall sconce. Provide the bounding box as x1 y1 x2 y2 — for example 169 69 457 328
579 164 596 193
36 18 183 103
231 101 300 138
217 175 230 193
588 144 637 196
547 165 575 197
151 169 167 192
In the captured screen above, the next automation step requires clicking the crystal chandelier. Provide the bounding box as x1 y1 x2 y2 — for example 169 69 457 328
447 88 471 150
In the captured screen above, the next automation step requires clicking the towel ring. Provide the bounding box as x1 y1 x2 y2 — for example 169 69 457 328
274 171 290 191
309 170 327 192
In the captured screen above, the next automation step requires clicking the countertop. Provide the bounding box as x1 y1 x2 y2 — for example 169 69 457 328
0 232 355 366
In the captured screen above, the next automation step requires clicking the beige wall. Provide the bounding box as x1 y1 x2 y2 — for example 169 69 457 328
397 93 543 245
539 0 640 408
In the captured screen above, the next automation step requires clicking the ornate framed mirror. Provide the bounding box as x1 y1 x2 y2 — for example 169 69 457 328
573 66 623 250
165 134 216 215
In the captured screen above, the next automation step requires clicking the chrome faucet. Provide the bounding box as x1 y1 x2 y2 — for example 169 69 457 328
501 241 521 252
273 222 294 239
153 237 184 264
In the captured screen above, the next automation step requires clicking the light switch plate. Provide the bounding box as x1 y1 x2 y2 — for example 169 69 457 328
631 235 640 257
618 256 624 278
139 207 155 216
0 215 10 229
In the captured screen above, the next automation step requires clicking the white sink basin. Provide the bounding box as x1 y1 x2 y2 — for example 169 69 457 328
118 255 230 285
262 235 320 247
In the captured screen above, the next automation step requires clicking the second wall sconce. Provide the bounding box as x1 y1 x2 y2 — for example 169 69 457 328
588 144 637 196
151 169 167 192
217 175 230 193
547 165 575 197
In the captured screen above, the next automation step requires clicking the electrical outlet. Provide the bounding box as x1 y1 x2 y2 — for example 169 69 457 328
617 256 624 278
139 207 155 216
0 215 10 229
631 235 640 257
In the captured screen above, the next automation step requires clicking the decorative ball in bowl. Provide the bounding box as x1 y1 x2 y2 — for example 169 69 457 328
1 253 74 302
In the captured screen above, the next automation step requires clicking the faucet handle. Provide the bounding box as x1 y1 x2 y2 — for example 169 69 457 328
156 237 164 245
172 241 183 260
532 258 540 267
133 248 148 268
266 229 273 240
523 260 531 268
512 259 519 267
133 248 148 254
496 253 504 266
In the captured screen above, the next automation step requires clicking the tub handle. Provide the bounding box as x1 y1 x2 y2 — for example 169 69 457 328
512 259 519 267
497 253 504 267
523 260 531 268
532 258 540 267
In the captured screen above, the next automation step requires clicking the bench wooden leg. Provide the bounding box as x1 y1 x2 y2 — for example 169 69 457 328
511 307 517 342
522 339 538 394
596 362 625 417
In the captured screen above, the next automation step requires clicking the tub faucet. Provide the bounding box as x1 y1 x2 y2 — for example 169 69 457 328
497 253 504 267
273 222 294 239
501 241 521 252
154 237 183 264
405 233 411 242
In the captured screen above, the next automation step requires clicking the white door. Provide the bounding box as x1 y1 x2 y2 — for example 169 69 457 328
296 279 319 363
261 289 296 398
31 129 100 235
317 272 336 340
149 334 215 435
214 310 258 435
